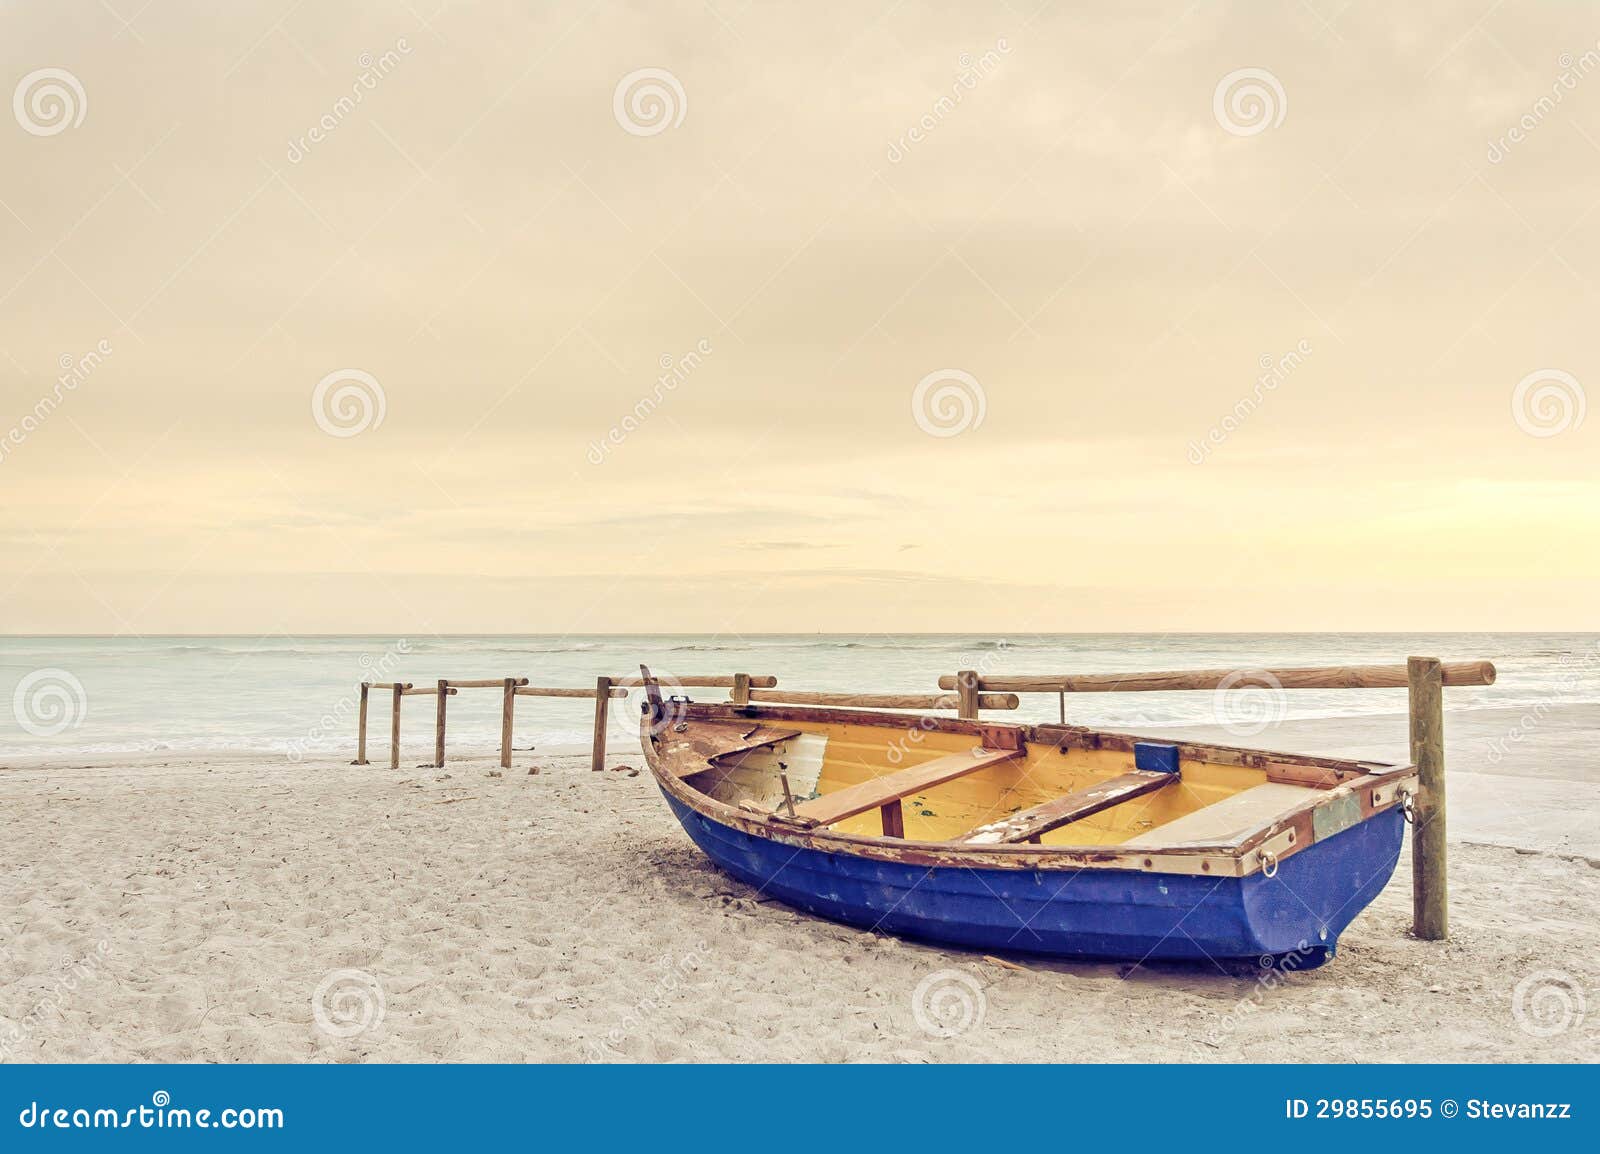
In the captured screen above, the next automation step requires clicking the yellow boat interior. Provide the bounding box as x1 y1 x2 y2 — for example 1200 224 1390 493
658 704 1393 850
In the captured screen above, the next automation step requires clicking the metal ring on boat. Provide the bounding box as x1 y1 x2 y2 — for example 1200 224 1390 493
1258 848 1279 878
1400 789 1417 825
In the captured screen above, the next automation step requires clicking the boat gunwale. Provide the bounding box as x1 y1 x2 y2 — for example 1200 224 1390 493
642 702 1418 878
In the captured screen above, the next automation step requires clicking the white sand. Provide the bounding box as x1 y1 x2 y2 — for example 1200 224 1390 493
3 713 1597 1063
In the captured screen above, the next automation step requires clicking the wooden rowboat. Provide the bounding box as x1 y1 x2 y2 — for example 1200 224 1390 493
637 670 1417 968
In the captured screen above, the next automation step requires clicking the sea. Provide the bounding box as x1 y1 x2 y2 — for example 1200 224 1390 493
1 633 1595 761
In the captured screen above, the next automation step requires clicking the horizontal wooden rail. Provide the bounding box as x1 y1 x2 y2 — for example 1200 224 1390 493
746 689 1019 710
364 682 413 690
609 674 778 689
403 686 458 696
443 677 530 689
936 661 1496 694
516 685 628 699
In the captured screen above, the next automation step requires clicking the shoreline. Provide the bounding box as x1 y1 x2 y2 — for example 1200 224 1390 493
8 705 1595 857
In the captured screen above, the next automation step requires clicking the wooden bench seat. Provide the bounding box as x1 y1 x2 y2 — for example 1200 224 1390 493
787 746 1025 834
958 770 1177 845
1122 782 1310 848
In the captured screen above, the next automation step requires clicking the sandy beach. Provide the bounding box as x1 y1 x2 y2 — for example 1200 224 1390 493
3 706 1596 1064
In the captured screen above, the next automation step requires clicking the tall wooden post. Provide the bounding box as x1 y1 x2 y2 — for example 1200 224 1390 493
588 672 611 768
731 672 751 706
956 669 980 720
500 678 516 769
389 684 403 770
434 679 449 768
1408 656 1447 940
355 683 370 765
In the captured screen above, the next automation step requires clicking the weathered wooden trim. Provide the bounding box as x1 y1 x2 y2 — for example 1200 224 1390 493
703 704 1399 777
443 678 531 689
977 723 1026 751
645 704 1418 878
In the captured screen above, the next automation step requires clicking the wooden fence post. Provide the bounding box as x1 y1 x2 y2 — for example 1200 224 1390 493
591 676 613 772
434 679 448 768
1408 656 1447 940
731 672 751 706
500 677 516 769
356 683 370 765
956 669 980 720
390 684 403 770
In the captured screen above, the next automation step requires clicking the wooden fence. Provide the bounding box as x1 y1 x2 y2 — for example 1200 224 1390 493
353 656 1497 944
357 675 765 773
355 672 1024 775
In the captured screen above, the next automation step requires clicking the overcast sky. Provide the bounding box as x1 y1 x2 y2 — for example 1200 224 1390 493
2 1 1596 633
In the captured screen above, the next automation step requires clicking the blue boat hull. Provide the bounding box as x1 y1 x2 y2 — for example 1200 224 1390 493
663 792 1403 966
